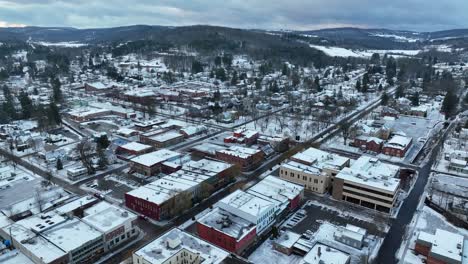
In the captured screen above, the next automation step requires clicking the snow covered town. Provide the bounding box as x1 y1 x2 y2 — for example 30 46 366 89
0 21 468 264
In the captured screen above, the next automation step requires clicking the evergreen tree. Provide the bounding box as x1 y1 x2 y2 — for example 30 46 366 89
96 135 110 150
314 76 321 92
381 92 389 106
355 80 361 92
215 68 227 82
231 71 238 86
191 60 203 74
411 92 420 106
441 89 458 118
48 102 62 126
56 158 63 170
282 63 289 76
50 77 62 102
395 85 405 98
386 57 397 80
18 91 33 119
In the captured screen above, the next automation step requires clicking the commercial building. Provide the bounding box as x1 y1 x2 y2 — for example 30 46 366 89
352 136 384 153
133 228 230 264
302 243 350 264
197 207 257 255
279 148 350 194
126 159 234 220
129 149 182 176
140 130 184 148
247 175 304 213
4 214 104 264
116 141 153 160
382 135 412 158
82 201 139 251
216 146 264 171
332 156 400 213
217 190 276 235
415 229 468 264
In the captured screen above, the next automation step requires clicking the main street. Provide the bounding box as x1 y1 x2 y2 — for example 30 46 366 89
376 120 455 264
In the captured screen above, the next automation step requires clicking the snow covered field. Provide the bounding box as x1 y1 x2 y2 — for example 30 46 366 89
309 44 421 58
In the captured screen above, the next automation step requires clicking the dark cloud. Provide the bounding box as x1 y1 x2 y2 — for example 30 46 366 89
0 0 467 31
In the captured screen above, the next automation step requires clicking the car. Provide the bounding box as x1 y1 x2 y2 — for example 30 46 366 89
139 214 148 220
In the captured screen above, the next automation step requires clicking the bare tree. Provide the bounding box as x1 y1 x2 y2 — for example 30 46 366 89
76 139 95 174
35 189 45 213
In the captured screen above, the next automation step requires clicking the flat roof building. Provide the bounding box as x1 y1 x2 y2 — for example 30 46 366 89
332 156 400 213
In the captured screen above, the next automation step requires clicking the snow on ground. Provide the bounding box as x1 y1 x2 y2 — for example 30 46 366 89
310 44 371 58
33 41 88 48
371 33 420 43
398 206 468 264
248 238 302 264
309 44 421 58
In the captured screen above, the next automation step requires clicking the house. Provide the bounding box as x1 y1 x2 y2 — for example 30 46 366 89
332 156 400 213
415 229 468 264
132 228 230 264
380 106 399 118
382 135 412 158
84 82 114 93
179 125 207 138
279 148 350 194
409 105 429 117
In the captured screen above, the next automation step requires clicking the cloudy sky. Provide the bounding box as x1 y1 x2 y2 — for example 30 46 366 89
0 0 467 31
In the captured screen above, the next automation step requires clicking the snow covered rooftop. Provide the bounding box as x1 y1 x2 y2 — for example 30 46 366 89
217 145 261 159
291 147 349 170
302 243 350 264
148 131 183 142
335 156 400 193
134 228 229 264
218 190 276 224
53 195 98 215
417 229 466 263
385 135 412 150
130 149 181 167
120 141 152 152
82 201 137 233
191 142 226 155
6 215 102 263
247 175 304 206
198 207 256 241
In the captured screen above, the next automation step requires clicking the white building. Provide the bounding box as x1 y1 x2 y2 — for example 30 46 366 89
133 228 230 264
280 148 350 193
218 190 276 234
332 156 400 213
82 201 138 251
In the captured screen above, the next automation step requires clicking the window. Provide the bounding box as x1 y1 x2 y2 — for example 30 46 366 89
314 179 318 184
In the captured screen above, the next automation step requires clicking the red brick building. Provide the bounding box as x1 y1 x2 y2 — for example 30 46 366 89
415 229 466 264
382 135 412 158
196 208 257 254
353 136 384 153
215 146 264 171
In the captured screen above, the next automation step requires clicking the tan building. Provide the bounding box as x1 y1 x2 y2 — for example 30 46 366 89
279 148 350 194
332 156 400 213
